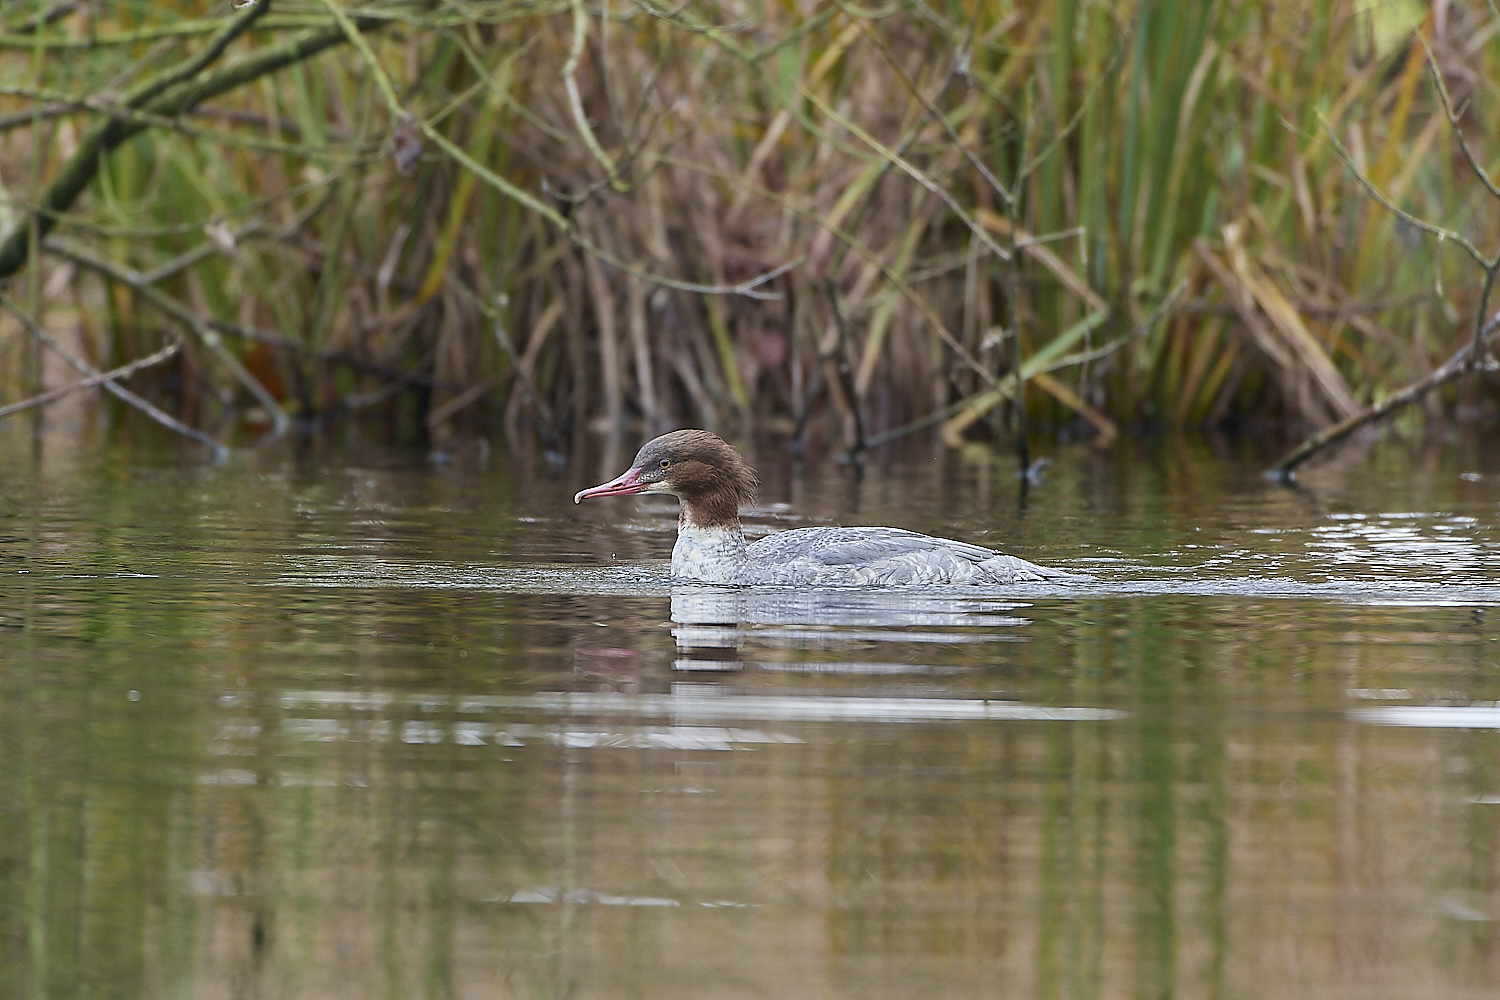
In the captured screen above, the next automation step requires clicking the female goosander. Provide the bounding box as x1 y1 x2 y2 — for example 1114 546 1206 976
574 429 1068 586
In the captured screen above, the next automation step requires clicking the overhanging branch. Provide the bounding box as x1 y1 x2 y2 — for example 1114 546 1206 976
0 3 388 281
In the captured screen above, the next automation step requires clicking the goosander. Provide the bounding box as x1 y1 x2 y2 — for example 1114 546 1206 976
573 429 1069 586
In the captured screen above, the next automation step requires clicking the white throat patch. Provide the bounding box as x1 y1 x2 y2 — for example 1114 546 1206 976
671 525 748 584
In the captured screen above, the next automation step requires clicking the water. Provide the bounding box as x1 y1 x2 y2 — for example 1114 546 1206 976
1 429 1498 999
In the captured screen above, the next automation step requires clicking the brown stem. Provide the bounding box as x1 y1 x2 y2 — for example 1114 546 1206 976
822 277 866 465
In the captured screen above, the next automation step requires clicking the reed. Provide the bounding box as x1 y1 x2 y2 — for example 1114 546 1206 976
0 0 1494 456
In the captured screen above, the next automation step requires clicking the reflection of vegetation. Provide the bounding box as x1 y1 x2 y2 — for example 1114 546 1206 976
0 2 1497 455
0 468 1498 994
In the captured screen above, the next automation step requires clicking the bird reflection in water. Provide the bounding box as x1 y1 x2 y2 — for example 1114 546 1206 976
667 587 1031 675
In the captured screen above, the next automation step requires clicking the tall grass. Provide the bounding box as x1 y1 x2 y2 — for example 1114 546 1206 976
0 0 1494 456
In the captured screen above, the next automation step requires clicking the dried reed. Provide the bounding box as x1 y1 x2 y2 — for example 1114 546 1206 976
0 0 1493 457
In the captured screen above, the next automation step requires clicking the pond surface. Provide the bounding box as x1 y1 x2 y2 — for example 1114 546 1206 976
1 427 1498 999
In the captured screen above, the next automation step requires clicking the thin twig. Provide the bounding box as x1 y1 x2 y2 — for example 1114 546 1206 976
563 0 623 188
1417 35 1500 202
800 83 1011 262
863 393 989 450
847 7 1012 206
0 340 182 419
0 83 361 156
1046 282 1188 369
0 295 226 456
1 158 357 241
0 13 329 50
1414 38 1500 362
6 2 77 36
140 218 264 286
127 0 270 110
1319 116 1489 269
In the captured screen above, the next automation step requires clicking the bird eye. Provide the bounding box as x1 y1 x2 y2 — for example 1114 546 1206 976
659 459 671 469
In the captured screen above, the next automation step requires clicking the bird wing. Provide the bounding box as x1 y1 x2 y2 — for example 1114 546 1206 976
748 526 999 566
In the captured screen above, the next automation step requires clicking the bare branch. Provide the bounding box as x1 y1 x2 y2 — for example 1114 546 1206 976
0 6 388 280
129 0 270 110
0 339 182 420
0 296 226 457
800 83 1011 262
1417 34 1500 202
1268 326 1499 480
563 0 622 187
0 13 334 50
847 7 1012 206
1319 115 1490 270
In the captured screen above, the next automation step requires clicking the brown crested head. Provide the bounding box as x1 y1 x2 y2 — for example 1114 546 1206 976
574 429 759 527
634 429 758 527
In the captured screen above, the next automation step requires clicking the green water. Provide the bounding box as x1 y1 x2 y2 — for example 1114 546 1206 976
1 429 1497 999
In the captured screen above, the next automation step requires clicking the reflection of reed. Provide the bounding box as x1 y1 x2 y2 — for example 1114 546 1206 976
5 465 1500 999
172 664 1500 999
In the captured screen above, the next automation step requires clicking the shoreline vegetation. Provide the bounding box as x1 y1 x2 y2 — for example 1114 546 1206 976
0 0 1495 474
